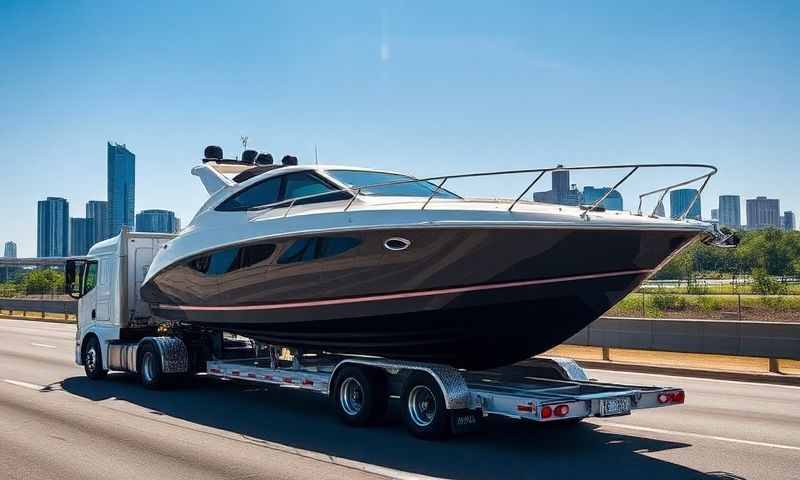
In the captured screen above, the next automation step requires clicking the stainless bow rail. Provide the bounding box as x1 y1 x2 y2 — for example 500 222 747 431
252 163 717 221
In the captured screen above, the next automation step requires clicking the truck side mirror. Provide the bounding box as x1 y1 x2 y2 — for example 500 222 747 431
65 260 86 299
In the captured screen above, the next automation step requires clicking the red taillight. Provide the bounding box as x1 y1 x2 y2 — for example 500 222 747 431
517 404 533 413
541 406 553 419
302 379 314 386
554 404 570 417
658 390 685 404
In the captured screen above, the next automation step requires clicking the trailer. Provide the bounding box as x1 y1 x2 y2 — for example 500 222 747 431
66 229 685 440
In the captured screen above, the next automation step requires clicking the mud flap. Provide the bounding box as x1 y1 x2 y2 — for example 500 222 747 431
450 409 483 434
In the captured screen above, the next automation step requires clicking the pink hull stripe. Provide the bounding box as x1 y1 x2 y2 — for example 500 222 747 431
156 269 653 312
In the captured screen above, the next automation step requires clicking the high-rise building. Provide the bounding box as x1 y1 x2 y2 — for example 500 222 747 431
108 142 135 236
552 167 570 204
718 195 741 229
69 218 95 256
670 189 701 220
37 197 69 257
746 196 781 230
783 211 796 231
3 241 17 258
582 186 623 211
136 209 178 233
86 200 110 243
533 166 582 206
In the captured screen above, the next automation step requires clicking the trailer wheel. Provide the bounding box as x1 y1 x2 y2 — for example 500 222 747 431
332 366 387 427
139 342 169 389
82 336 107 380
401 372 450 440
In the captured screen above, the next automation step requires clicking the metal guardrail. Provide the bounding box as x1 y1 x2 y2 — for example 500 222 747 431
0 298 76 315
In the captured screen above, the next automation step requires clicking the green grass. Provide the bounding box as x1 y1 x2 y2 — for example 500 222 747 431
608 292 800 321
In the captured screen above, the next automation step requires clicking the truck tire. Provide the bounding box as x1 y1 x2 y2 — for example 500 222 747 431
82 336 107 380
139 342 170 389
401 371 450 440
332 366 387 427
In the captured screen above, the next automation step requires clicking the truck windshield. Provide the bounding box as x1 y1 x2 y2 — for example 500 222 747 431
325 170 461 199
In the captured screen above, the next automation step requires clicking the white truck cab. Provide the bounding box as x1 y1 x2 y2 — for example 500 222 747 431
66 228 176 373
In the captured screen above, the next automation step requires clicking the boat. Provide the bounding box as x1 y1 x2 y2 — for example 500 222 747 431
140 146 735 370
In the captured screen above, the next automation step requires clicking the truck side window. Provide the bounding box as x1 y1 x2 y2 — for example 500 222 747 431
83 262 98 295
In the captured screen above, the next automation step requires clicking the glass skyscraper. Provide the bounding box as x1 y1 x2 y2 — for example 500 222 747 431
582 186 623 211
670 189 701 220
37 197 70 257
86 200 110 243
136 209 178 233
3 241 17 258
718 195 741 229
746 197 781 230
70 217 95 256
108 143 135 236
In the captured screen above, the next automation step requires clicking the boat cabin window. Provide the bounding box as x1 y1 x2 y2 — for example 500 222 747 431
217 177 282 211
189 243 277 275
325 170 461 199
217 171 348 212
283 172 337 200
277 237 361 264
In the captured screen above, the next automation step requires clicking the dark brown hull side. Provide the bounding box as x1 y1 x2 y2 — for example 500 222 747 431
142 227 697 369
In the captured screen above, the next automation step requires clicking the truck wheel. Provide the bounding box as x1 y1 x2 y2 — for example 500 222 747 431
139 343 169 389
332 366 387 427
82 336 107 380
401 372 450 440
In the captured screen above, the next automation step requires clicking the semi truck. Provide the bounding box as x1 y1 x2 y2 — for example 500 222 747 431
66 228 686 440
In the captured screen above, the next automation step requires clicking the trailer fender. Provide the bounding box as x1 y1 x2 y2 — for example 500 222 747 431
330 358 470 410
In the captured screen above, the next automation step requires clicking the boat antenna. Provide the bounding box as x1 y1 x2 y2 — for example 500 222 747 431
314 144 319 165
240 136 249 150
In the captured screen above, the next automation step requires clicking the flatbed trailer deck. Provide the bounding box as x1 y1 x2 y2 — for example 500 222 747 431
206 354 684 437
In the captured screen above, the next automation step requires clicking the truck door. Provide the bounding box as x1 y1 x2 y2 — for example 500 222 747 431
79 261 99 325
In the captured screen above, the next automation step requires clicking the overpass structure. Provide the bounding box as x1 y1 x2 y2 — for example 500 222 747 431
0 257 86 282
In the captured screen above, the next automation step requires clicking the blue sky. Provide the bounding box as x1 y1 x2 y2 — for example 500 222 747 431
1 0 798 256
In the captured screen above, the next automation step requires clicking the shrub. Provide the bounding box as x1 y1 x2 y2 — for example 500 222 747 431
651 292 687 311
752 267 788 295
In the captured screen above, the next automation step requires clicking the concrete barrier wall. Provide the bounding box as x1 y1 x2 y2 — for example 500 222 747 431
566 316 800 360
2 298 798 360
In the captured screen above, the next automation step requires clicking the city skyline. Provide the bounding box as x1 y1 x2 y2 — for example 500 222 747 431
2 2 799 255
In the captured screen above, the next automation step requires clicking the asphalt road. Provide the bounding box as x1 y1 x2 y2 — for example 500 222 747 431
1 319 798 480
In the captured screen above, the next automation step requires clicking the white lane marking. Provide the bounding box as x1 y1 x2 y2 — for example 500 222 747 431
586 369 800 390
599 422 800 452
2 379 45 391
31 343 57 349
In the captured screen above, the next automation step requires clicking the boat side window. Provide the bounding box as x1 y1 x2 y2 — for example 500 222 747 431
189 243 276 275
217 176 282 211
277 237 361 264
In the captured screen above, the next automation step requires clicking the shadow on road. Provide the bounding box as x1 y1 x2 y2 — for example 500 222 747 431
60 374 705 479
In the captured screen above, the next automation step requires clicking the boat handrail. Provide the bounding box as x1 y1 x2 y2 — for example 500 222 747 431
267 163 717 221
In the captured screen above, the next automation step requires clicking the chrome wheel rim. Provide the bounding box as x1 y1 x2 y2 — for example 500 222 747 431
86 347 97 373
408 385 437 427
339 377 364 416
142 352 155 383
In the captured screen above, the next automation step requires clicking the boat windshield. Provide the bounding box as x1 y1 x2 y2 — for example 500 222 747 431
325 170 461 199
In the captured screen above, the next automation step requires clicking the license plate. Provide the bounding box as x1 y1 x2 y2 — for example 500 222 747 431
599 397 631 417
